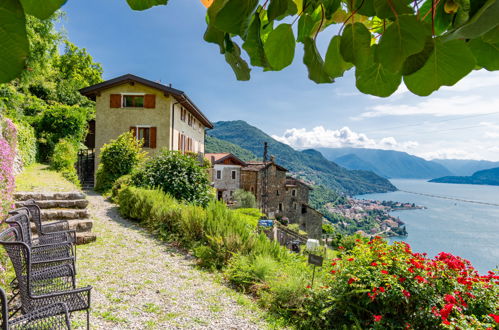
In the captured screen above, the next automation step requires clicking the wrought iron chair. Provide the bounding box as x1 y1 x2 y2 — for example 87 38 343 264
1 287 71 329
0 227 91 329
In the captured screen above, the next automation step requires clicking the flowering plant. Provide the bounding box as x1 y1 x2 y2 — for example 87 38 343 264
301 237 499 329
0 117 17 220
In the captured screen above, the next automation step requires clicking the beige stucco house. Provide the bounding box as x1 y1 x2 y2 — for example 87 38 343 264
205 153 246 202
80 74 213 172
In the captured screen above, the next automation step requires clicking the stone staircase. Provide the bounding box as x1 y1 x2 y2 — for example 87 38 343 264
14 191 96 245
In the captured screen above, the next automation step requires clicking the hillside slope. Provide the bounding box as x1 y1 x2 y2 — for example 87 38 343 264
208 121 396 195
431 159 499 176
205 135 257 161
317 147 452 179
429 167 499 186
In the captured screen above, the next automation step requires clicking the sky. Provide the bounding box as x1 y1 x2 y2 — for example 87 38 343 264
59 0 499 161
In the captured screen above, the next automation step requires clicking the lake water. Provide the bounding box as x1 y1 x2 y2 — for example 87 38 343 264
356 179 499 274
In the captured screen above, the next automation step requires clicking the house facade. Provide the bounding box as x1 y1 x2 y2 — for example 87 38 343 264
80 74 213 171
205 153 246 202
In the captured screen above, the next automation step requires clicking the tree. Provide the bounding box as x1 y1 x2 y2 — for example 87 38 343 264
233 189 257 208
0 0 498 97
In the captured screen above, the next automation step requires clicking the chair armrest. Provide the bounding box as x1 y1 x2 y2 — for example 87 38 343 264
29 285 92 299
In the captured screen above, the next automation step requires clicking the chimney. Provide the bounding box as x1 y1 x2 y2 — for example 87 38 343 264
211 156 215 164
270 156 275 163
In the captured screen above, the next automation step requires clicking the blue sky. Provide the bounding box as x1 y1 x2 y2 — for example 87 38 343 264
59 0 499 161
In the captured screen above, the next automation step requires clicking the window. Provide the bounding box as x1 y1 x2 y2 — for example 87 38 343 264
278 203 283 212
230 191 234 197
138 127 150 147
293 203 297 210
216 170 222 179
180 108 187 121
123 95 144 107
292 189 296 197
276 190 280 196
188 114 193 126
301 204 307 214
231 170 236 180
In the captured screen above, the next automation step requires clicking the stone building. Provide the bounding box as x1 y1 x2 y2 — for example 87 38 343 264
80 74 213 173
205 153 246 202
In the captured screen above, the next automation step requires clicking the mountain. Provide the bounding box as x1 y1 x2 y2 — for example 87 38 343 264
205 135 257 162
208 121 396 195
317 147 452 179
429 167 499 186
431 159 499 176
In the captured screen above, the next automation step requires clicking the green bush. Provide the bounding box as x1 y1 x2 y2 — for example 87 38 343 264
233 189 257 208
34 105 88 162
110 174 132 202
131 150 211 206
95 132 145 192
15 121 37 167
50 139 79 186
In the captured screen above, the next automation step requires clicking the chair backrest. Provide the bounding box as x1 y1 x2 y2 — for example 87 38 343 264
23 201 42 234
0 227 30 312
0 288 8 330
5 214 32 248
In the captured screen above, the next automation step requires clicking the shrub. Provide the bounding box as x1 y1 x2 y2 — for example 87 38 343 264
233 189 257 208
15 121 37 167
34 105 88 162
131 150 211 206
95 132 145 192
0 118 16 219
110 174 132 202
50 139 79 186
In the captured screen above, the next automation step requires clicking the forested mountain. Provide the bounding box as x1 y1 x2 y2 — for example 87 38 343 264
205 135 257 162
208 121 396 195
431 159 499 176
317 147 452 179
429 167 499 186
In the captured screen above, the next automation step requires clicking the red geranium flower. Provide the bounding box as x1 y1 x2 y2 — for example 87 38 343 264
348 258 354 261
440 304 454 319
379 286 385 292
373 315 382 322
381 270 389 274
402 290 411 297
371 262 378 266
489 314 499 323
444 294 456 304
442 319 450 325
348 278 356 285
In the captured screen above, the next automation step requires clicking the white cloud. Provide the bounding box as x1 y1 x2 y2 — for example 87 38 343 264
418 149 484 161
358 95 499 118
272 126 418 151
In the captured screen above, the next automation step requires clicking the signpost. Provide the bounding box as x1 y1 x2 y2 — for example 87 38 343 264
258 219 274 227
308 253 324 288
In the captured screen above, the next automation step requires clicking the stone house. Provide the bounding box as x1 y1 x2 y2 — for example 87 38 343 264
80 74 213 172
205 153 246 202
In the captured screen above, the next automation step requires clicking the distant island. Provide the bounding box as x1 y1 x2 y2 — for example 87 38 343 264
429 167 499 186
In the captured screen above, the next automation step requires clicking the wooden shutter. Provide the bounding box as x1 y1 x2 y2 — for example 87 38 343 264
110 94 121 108
129 126 137 138
144 94 156 108
178 133 181 151
150 127 157 148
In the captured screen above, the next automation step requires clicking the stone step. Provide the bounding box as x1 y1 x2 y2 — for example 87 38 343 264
14 191 86 201
76 232 97 245
41 209 89 221
37 220 94 233
15 199 89 209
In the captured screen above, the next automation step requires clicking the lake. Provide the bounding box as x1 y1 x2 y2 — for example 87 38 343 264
357 179 499 274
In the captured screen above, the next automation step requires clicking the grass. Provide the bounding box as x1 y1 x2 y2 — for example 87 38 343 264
15 163 78 192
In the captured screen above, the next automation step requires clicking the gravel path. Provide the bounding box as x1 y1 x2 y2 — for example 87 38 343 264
74 191 268 329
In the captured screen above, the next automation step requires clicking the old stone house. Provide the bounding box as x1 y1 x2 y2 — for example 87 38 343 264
205 153 246 202
80 74 213 173
239 159 323 239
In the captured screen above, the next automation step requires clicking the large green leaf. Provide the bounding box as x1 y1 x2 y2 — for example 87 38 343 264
268 0 297 21
20 0 66 19
469 27 499 70
126 0 168 11
264 23 295 70
204 23 226 54
404 38 476 96
303 37 333 83
374 0 413 19
350 0 376 16
224 37 251 80
209 0 258 36
297 6 323 42
444 0 499 39
0 0 28 83
242 14 269 67
323 0 342 18
340 23 372 69
324 35 353 78
378 15 430 73
400 36 435 75
356 45 402 97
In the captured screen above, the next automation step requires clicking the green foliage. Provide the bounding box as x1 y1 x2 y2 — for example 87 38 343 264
50 139 79 186
131 150 211 206
33 104 88 162
95 132 145 192
15 120 36 167
110 174 132 202
233 189 257 208
204 135 256 161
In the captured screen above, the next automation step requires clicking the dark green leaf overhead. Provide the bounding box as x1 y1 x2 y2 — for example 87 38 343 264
209 0 258 36
340 23 372 69
0 0 29 83
224 37 251 80
303 37 334 83
404 38 476 96
20 0 67 19
444 0 499 39
324 36 353 78
126 0 168 10
469 27 499 70
242 13 269 67
268 0 297 20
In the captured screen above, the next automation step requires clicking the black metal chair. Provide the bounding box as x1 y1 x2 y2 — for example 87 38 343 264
0 227 91 329
1 287 71 329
